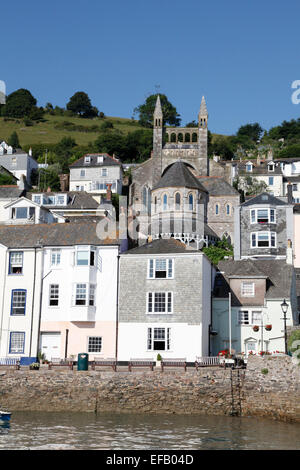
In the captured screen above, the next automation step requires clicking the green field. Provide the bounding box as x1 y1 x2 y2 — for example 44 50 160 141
0 114 144 148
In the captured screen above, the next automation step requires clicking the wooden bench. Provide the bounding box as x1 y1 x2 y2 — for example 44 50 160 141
48 358 74 370
0 357 20 370
161 358 187 372
195 356 220 370
91 357 117 371
128 358 154 372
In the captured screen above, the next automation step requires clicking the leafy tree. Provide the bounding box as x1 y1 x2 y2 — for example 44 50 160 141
134 94 181 127
37 165 61 191
7 131 20 148
277 144 300 159
0 173 16 185
237 122 264 143
234 175 268 196
210 135 234 160
185 120 198 127
202 237 233 265
94 131 126 157
2 88 37 118
66 91 98 117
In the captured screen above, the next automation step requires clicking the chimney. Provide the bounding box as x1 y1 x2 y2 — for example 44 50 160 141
47 186 51 193
286 239 293 265
59 174 69 192
106 183 112 201
287 182 293 204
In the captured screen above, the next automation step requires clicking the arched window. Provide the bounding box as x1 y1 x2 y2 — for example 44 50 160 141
226 204 231 216
188 193 194 211
163 194 168 211
175 192 181 210
142 187 147 209
215 203 219 215
154 196 157 213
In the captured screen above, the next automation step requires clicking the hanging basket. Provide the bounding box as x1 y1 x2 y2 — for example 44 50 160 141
253 325 259 332
265 325 272 331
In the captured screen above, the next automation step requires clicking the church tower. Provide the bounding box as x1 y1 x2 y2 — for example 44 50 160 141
198 96 209 176
152 95 164 185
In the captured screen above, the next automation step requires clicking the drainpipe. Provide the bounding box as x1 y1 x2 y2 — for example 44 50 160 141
29 247 37 358
115 250 120 361
0 250 9 355
65 329 69 359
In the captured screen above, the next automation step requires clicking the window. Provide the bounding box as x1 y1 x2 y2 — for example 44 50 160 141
215 203 219 215
250 208 276 224
11 290 26 315
12 207 28 219
74 284 96 307
84 156 91 164
33 195 41 205
147 327 171 351
76 247 96 266
246 163 253 172
239 310 250 325
9 251 23 274
268 176 274 186
51 249 61 266
175 192 181 210
252 311 262 323
147 292 173 314
9 332 25 354
226 204 231 216
88 336 102 353
102 168 108 177
149 259 173 279
56 195 66 205
163 194 168 211
97 156 104 164
241 282 255 297
188 193 194 211
293 184 298 191
251 232 276 248
49 284 59 306
80 169 86 177
268 164 274 172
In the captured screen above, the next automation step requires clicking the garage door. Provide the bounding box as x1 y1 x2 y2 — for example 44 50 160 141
40 333 61 361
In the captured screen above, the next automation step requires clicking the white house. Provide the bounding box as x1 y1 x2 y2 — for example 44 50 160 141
0 142 38 185
0 220 127 363
118 238 215 362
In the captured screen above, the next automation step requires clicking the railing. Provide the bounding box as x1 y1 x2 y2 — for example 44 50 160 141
195 356 220 367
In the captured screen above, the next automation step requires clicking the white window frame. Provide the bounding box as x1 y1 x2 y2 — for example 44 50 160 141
148 258 174 279
268 176 274 186
88 336 102 353
251 231 276 248
268 163 274 172
250 208 276 224
50 249 61 266
75 246 96 266
238 309 262 326
241 282 255 297
49 284 59 307
101 168 108 177
9 251 23 274
147 292 173 314
9 332 25 354
147 327 171 351
73 283 96 307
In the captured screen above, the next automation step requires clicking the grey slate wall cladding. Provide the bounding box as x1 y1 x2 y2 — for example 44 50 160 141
240 206 288 257
119 255 204 324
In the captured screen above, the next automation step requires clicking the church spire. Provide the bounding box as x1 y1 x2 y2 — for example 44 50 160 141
154 94 163 127
198 96 208 128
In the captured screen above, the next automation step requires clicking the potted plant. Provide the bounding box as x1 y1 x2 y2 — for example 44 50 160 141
156 354 162 367
265 324 272 331
29 362 40 370
253 325 259 332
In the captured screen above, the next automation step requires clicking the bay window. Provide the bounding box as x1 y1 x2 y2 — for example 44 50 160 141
250 208 276 224
251 232 276 248
74 283 96 307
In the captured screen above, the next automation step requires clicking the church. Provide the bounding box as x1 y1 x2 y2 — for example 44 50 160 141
128 95 240 248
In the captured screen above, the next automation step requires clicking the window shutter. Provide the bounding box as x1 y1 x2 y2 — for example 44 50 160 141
167 328 171 350
148 292 152 313
149 259 154 278
168 259 173 278
97 254 102 272
147 328 152 350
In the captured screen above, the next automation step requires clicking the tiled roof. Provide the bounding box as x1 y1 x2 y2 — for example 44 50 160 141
152 161 207 192
122 237 200 255
198 177 240 196
242 192 288 207
0 186 25 198
0 221 120 248
70 153 121 168
27 191 101 210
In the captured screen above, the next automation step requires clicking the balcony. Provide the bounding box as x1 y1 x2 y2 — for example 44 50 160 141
69 306 96 322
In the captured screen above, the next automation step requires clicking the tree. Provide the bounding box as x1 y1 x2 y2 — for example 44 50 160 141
210 135 234 160
134 94 181 127
7 131 20 149
66 91 97 117
2 88 37 118
202 238 233 265
237 123 264 143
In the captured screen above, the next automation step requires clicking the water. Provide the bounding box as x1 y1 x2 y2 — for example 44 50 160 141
0 412 299 450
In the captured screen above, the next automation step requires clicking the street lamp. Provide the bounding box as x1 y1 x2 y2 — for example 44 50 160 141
281 299 288 355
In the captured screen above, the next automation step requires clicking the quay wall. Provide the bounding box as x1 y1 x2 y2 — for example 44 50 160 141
1 356 300 422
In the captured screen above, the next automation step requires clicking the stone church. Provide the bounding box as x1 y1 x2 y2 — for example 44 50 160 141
129 96 240 247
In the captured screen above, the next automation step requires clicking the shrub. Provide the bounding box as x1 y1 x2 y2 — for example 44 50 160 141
261 368 269 375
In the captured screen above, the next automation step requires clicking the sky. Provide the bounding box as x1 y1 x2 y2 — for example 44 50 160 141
1 0 300 135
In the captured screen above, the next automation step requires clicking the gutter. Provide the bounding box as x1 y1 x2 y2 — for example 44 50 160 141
115 250 120 361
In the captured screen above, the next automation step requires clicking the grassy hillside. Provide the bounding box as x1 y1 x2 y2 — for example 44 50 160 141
0 114 144 148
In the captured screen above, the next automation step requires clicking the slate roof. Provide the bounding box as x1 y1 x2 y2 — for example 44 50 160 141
0 221 120 248
122 237 200 255
237 160 282 175
242 192 288 207
198 177 240 196
152 161 207 192
0 186 26 198
27 191 101 210
215 259 294 300
70 153 122 168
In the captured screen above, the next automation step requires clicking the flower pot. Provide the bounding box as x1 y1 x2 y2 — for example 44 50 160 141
253 326 259 332
265 325 272 331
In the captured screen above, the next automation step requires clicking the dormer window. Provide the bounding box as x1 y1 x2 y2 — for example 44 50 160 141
97 155 104 163
84 156 91 164
246 162 253 172
268 163 274 172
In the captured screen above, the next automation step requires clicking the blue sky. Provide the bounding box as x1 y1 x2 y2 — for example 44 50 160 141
1 0 300 135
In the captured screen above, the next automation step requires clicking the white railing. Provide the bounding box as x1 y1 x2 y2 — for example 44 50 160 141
195 356 220 366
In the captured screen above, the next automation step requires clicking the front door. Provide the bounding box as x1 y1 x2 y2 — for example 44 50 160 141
246 340 257 357
40 333 61 361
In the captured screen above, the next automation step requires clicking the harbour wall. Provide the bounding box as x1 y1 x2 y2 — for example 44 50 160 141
1 356 300 422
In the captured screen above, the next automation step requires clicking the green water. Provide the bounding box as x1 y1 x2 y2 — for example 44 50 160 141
0 412 299 450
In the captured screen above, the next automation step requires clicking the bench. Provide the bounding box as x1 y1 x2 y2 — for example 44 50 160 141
91 357 117 371
161 358 187 372
195 356 220 370
0 357 20 370
48 357 74 370
128 358 154 372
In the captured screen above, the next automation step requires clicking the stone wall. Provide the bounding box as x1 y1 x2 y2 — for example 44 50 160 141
1 356 300 422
